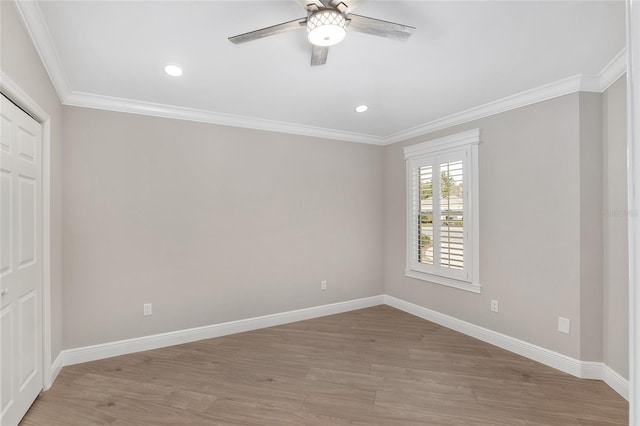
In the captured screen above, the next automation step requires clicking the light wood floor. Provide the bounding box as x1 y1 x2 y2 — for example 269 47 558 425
21 305 628 425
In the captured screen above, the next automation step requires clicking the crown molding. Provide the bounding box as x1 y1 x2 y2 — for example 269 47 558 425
64 91 386 145
15 0 627 146
14 0 70 104
599 48 627 91
61 63 624 147
383 74 589 145
382 48 627 145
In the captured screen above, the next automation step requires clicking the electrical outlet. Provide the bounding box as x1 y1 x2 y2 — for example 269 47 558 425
558 317 570 334
490 299 499 313
143 303 152 316
321 280 327 291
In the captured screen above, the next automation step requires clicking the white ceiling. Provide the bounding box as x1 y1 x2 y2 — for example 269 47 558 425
25 1 626 143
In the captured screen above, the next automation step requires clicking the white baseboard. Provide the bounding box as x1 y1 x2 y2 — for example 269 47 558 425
62 295 385 366
48 352 63 389
603 365 630 401
384 295 586 377
384 295 629 401
580 361 605 380
56 293 628 402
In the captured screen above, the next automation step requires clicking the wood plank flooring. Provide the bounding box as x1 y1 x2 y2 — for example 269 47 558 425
20 305 628 425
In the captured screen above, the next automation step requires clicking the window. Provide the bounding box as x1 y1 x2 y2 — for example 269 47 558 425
404 129 480 293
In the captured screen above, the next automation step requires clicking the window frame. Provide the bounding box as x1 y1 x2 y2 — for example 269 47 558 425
404 129 481 293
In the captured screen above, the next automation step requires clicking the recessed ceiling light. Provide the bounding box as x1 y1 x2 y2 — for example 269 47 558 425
164 64 183 77
355 105 369 113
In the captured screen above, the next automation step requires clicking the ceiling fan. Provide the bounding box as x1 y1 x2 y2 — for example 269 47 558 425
228 0 415 66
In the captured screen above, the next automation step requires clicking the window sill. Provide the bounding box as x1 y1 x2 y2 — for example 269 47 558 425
404 269 482 294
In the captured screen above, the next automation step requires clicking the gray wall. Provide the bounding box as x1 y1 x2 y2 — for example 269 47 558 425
1 2 64 362
579 92 604 362
61 106 384 349
384 88 629 369
384 94 587 359
603 76 629 378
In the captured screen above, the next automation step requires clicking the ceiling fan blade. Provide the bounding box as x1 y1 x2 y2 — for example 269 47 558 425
311 45 328 66
347 14 415 41
341 0 365 12
228 18 307 44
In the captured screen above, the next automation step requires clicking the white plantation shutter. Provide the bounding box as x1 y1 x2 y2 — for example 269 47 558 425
439 159 464 271
418 165 433 265
404 129 480 293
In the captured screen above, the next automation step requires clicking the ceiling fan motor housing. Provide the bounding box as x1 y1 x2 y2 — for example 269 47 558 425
307 10 347 47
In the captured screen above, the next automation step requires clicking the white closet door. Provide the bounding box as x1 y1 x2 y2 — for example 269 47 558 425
0 94 43 426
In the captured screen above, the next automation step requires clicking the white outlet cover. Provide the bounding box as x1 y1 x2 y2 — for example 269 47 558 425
558 317 570 334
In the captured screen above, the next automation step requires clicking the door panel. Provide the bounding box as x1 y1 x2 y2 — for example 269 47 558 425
19 291 37 389
0 171 11 275
0 306 13 416
18 176 36 267
0 113 11 153
0 94 42 426
17 124 36 165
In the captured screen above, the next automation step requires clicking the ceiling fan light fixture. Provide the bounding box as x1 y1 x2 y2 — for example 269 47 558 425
307 10 347 47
